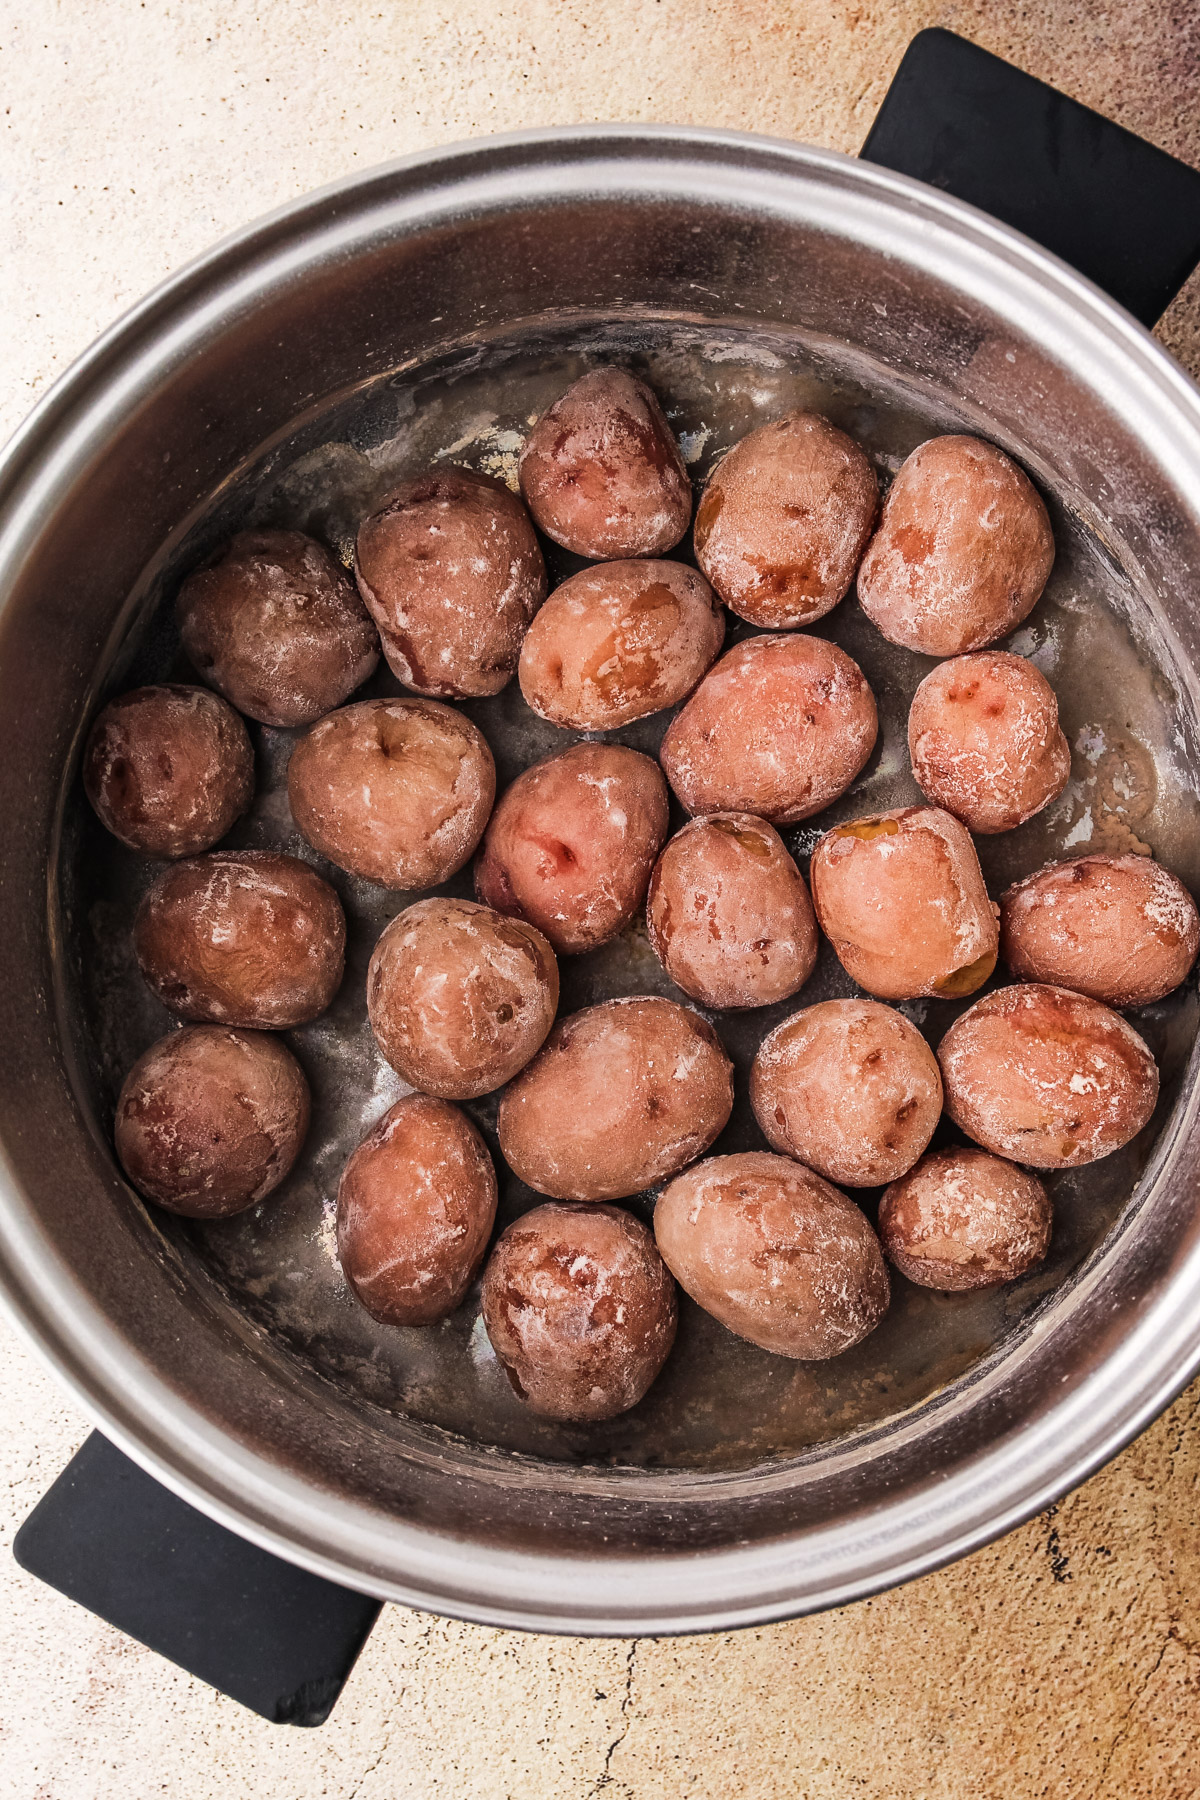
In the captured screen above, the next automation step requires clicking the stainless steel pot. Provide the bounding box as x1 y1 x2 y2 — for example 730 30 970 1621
4 121 1200 1636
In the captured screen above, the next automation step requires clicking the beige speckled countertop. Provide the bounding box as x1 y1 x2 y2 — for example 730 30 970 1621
4 4 1200 1795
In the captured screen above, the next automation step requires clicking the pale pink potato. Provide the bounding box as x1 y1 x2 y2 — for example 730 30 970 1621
518 367 692 559
354 467 547 698
474 742 668 955
288 698 495 890
337 1095 497 1327
176 530 380 727
858 435 1055 656
751 999 942 1187
938 983 1158 1170
518 559 724 730
879 1147 1051 1291
810 806 999 1001
658 633 878 825
646 813 818 1010
654 1151 889 1359
134 850 346 1029
694 411 879 627
497 996 734 1202
1000 854 1200 1008
83 685 254 859
908 651 1070 833
367 897 558 1100
114 1026 309 1218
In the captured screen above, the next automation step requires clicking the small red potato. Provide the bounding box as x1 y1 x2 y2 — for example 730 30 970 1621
337 1095 497 1327
879 1146 1052 1291
908 651 1070 833
83 684 254 858
654 1151 890 1359
694 410 879 627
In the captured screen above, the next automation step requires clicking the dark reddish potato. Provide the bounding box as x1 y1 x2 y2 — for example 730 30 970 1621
810 806 999 1000
337 1095 496 1327
288 698 495 890
498 997 734 1202
751 999 942 1187
368 897 558 1100
481 1203 677 1421
176 530 379 727
83 684 254 858
879 1147 1051 1291
658 633 877 825
518 366 692 559
908 651 1070 833
354 467 547 698
114 1025 309 1218
939 983 1158 1169
654 1152 889 1359
1000 854 1200 1008
694 411 878 627
858 436 1055 655
518 559 724 731
647 813 818 1010
475 742 669 954
135 850 346 1028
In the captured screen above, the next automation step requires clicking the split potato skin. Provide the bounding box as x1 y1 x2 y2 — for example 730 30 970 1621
879 1147 1051 1292
908 651 1070 834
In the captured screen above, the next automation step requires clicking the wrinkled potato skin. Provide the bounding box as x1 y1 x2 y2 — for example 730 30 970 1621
481 1203 677 1421
751 999 942 1187
694 411 879 627
939 982 1158 1169
354 468 547 698
879 1147 1051 1292
135 850 346 1028
1000 854 1200 1008
114 1025 310 1217
288 698 495 890
658 633 877 825
84 684 254 858
518 367 692 559
498 996 734 1202
368 897 559 1100
647 813 818 1010
810 806 999 1001
858 436 1055 656
337 1095 497 1327
177 530 380 727
908 651 1070 833
474 742 669 954
518 559 724 731
654 1151 890 1359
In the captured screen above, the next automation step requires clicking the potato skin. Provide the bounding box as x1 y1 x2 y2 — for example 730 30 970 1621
858 436 1055 656
176 530 380 727
135 850 346 1028
367 897 559 1100
810 806 999 1001
518 367 692 559
481 1203 676 1421
83 684 254 859
288 697 495 890
474 742 669 954
114 1025 309 1217
1000 854 1200 1008
908 651 1070 834
337 1095 497 1327
879 1147 1051 1291
518 559 724 730
654 1151 889 1360
751 999 942 1187
658 633 877 825
938 983 1158 1169
646 813 818 1010
354 467 547 698
498 996 734 1202
694 411 879 627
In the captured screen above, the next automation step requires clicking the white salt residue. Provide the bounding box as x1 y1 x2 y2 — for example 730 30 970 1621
360 1054 413 1129
1075 724 1108 764
468 1312 497 1368
1062 811 1094 848
678 426 712 464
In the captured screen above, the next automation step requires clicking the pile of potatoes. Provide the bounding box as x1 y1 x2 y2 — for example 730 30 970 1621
92 365 1200 1428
